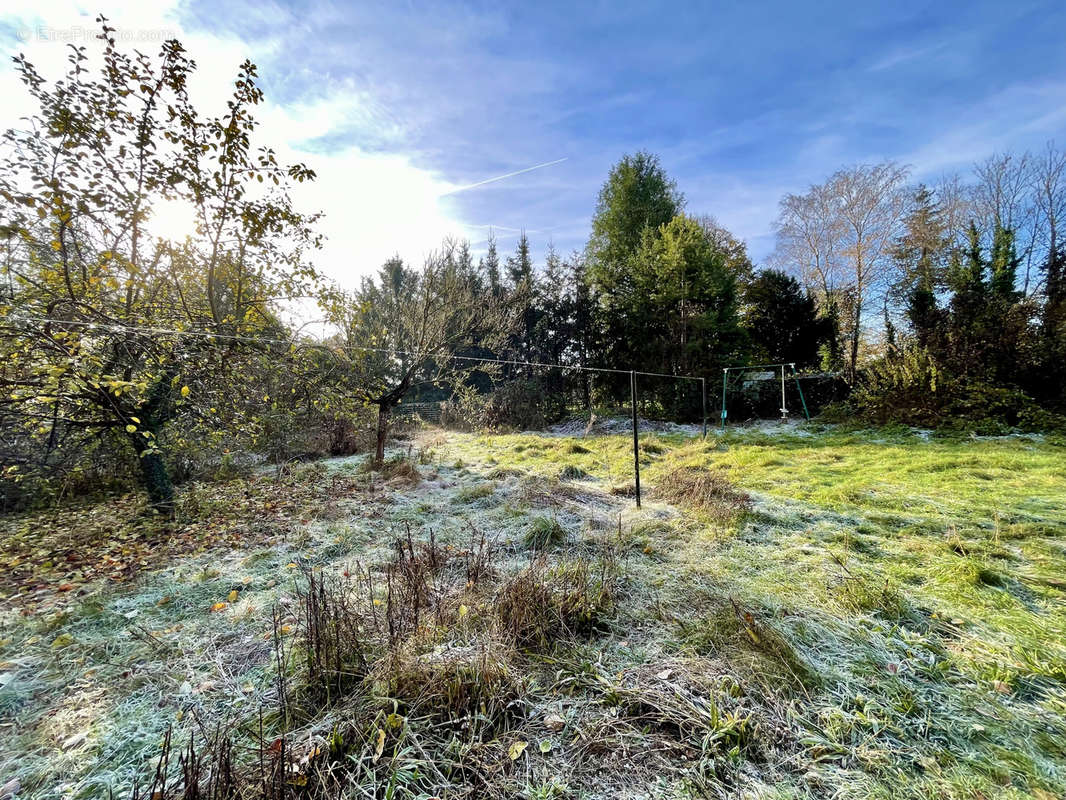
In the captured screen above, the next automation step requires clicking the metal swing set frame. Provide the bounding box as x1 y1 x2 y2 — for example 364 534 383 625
719 362 810 432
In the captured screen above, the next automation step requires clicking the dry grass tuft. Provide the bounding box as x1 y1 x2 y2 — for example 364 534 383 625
377 456 422 486
495 555 617 648
653 466 752 522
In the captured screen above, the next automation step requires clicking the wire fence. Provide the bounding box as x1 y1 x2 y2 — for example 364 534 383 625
2 313 829 507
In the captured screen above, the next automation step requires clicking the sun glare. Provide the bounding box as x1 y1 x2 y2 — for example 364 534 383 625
148 196 200 245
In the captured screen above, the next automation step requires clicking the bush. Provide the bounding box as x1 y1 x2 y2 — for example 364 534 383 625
441 380 547 432
850 346 1066 432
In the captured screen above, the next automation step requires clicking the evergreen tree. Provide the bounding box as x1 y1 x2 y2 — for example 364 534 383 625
629 215 747 404
584 152 684 398
481 230 503 299
743 269 828 368
586 151 683 301
989 225 1021 299
506 230 534 288
893 186 950 349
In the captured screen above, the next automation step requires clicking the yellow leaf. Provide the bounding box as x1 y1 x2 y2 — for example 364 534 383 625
51 633 75 649
458 604 469 620
372 728 385 763
508 740 527 760
180 385 191 397
210 602 227 612
130 417 140 424
286 562 298 570
125 424 137 433
227 589 239 603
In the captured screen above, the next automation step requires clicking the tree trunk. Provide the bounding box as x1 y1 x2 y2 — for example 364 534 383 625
849 304 861 384
129 433 174 511
375 402 391 466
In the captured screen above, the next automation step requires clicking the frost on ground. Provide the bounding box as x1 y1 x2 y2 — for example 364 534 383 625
1 424 1065 799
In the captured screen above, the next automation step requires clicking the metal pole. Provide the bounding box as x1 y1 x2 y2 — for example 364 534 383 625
630 370 641 508
720 368 728 432
699 379 707 441
792 363 811 421
780 363 787 420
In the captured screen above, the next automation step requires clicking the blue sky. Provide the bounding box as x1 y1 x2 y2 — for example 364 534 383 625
3 0 1066 283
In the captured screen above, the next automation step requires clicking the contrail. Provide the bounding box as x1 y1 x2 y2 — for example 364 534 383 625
442 157 567 195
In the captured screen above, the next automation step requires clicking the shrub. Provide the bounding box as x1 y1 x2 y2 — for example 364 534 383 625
443 380 548 432
850 345 1066 432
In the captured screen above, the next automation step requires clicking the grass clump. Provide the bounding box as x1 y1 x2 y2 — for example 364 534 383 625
486 465 524 480
495 556 617 649
639 435 667 455
558 464 589 480
455 481 496 504
652 465 752 522
362 454 421 486
524 515 568 549
679 599 818 690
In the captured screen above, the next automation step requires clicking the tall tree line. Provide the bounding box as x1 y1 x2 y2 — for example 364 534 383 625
772 146 1066 423
402 152 833 422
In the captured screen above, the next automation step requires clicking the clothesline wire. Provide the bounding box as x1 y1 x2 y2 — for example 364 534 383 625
3 314 707 383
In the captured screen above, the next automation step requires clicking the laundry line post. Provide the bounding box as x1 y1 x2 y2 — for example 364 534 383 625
630 370 641 508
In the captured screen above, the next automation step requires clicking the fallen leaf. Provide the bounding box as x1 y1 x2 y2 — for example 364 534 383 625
227 589 239 603
51 633 75 649
508 740 528 760
543 713 565 732
210 602 227 612
372 728 385 763
61 732 87 750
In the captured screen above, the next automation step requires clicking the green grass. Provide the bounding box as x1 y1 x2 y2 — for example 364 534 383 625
442 424 1066 798
2 424 1064 799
